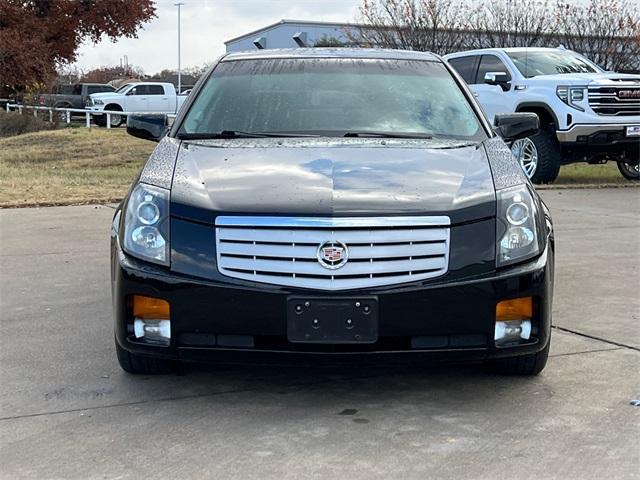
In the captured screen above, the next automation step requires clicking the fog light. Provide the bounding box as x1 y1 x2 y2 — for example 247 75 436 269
495 320 531 346
134 318 171 345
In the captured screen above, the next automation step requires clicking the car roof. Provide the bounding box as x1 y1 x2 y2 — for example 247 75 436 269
444 47 567 58
222 48 441 62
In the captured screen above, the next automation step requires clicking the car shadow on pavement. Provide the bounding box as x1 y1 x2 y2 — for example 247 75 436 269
113 359 544 416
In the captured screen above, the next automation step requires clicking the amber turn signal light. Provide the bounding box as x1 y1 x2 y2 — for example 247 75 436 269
496 297 532 322
132 295 170 319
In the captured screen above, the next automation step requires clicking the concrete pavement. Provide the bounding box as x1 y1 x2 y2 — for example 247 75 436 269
0 188 638 479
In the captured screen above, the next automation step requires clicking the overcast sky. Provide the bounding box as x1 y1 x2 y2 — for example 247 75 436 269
75 0 361 74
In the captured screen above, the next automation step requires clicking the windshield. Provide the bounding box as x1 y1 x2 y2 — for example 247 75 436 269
178 58 484 140
507 50 602 78
115 83 132 93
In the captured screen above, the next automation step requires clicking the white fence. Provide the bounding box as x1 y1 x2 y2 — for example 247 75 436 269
5 103 174 129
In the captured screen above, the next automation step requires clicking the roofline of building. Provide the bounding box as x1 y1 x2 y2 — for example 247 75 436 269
225 18 635 47
224 19 365 45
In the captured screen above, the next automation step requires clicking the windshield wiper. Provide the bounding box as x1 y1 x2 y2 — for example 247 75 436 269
177 130 318 140
343 131 433 139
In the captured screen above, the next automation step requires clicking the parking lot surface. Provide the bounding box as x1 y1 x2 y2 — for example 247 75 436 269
1 188 639 479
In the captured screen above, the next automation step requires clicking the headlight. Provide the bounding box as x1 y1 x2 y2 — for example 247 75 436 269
122 183 170 265
556 86 585 111
496 184 539 267
94 99 104 105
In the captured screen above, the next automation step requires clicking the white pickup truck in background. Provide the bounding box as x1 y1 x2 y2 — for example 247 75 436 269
444 47 640 183
85 82 188 128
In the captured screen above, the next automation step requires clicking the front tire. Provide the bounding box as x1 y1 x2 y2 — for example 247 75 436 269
109 113 125 128
511 130 561 184
115 339 177 374
617 160 639 181
103 104 125 128
487 340 550 376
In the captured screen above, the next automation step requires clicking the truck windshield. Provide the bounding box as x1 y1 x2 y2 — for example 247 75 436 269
115 84 132 93
178 58 484 140
507 51 602 78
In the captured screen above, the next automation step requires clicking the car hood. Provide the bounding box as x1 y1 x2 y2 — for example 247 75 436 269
168 138 497 224
528 72 640 85
89 92 122 100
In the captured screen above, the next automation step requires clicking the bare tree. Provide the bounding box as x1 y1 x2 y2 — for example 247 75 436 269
555 0 640 72
347 0 469 54
350 0 640 72
466 0 556 49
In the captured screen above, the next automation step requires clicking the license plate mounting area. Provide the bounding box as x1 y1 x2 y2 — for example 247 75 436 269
286 296 378 344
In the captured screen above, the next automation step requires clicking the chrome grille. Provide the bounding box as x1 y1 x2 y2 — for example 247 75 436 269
215 216 450 290
588 81 640 116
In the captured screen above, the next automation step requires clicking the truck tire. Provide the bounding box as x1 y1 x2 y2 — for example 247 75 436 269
115 339 177 374
53 102 72 122
487 340 550 376
511 130 561 184
617 160 639 181
104 104 125 128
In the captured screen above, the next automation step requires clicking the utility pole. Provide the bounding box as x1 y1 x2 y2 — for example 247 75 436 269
175 2 184 93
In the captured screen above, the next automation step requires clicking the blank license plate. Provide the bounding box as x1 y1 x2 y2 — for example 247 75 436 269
287 296 378 344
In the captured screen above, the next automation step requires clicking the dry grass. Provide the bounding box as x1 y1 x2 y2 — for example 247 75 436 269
0 128 154 207
555 161 631 185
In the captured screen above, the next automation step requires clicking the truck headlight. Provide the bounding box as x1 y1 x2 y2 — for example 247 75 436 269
496 185 539 267
122 183 170 265
556 86 585 111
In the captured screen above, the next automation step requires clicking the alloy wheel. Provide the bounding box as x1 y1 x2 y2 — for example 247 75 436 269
110 114 122 126
511 137 538 178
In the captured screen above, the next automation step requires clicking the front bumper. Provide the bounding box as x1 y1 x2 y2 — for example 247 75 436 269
85 106 105 115
557 123 640 163
112 239 554 366
556 123 640 143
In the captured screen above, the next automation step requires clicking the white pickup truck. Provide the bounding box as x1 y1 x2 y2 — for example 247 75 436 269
85 82 187 128
444 47 640 182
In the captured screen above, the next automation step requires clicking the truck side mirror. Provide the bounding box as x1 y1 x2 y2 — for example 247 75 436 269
126 114 168 142
494 113 539 142
484 72 511 91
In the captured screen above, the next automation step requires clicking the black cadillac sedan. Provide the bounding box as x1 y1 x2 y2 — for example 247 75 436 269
113 48 554 376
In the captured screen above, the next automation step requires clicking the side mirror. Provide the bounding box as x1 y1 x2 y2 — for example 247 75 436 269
484 72 511 91
494 113 539 142
126 114 168 142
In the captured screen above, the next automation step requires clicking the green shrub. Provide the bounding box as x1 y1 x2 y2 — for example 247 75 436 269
0 109 59 138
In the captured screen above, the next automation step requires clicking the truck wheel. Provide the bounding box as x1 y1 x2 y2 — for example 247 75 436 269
511 130 561 184
104 104 125 128
115 339 177 374
487 340 550 376
109 113 125 128
617 160 639 181
54 103 72 122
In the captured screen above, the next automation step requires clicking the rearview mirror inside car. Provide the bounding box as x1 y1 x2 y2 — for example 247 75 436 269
494 113 539 142
126 114 168 142
484 72 511 91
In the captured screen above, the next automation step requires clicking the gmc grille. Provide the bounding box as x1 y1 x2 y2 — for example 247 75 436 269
588 82 640 116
